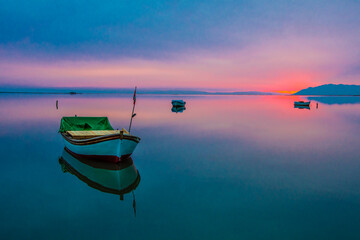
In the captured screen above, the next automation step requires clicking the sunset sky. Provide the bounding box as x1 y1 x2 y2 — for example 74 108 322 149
0 0 359 92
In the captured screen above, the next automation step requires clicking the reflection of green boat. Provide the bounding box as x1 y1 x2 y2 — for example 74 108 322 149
59 148 140 198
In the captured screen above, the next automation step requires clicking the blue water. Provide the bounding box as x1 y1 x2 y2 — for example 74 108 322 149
0 94 360 239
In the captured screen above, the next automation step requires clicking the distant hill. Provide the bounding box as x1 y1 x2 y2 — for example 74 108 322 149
294 84 360 96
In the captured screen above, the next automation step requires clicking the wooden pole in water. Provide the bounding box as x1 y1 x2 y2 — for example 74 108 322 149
128 87 137 133
128 103 135 133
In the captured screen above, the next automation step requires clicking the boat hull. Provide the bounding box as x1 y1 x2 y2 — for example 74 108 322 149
172 100 186 107
294 101 310 106
61 133 140 163
172 103 186 107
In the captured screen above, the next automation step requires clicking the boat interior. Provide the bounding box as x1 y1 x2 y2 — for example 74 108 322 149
66 128 130 140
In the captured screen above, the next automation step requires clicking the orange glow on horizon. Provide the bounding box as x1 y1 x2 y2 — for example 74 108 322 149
275 90 298 94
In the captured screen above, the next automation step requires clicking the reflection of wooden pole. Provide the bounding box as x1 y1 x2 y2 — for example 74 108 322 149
132 191 136 217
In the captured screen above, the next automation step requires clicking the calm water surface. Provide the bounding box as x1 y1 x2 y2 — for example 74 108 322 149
0 94 360 239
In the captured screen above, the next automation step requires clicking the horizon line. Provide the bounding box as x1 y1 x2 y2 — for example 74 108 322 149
0 86 296 94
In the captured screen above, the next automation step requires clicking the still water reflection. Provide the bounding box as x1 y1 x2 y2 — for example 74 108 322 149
294 105 311 110
0 94 360 239
171 106 186 113
59 148 140 200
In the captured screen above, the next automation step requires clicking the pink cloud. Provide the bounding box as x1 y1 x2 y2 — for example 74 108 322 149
0 34 358 91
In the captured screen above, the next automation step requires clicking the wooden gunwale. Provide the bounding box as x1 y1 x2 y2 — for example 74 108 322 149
61 132 140 145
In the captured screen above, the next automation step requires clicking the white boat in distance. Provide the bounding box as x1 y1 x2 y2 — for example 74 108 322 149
294 101 311 106
59 117 140 163
172 100 186 107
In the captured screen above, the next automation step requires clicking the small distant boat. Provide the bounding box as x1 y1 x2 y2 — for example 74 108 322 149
294 101 311 106
172 100 186 107
59 116 140 163
171 106 186 113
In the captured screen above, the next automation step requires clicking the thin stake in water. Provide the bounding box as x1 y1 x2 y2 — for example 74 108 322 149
128 87 137 133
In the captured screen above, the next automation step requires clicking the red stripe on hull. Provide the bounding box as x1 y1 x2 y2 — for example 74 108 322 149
64 147 131 163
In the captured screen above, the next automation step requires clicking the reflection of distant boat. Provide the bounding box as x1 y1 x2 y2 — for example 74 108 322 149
172 100 186 107
294 101 310 106
294 105 310 110
59 117 140 163
171 106 186 113
59 148 140 198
